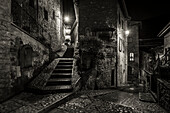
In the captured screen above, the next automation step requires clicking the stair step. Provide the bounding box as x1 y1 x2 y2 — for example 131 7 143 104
58 62 73 65
50 75 71 79
51 73 72 75
55 67 72 69
53 69 72 73
48 78 71 82
59 60 73 62
50 73 72 78
44 85 72 90
46 81 71 86
56 65 73 68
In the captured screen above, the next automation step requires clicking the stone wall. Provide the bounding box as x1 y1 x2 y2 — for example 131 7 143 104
127 21 140 83
157 79 170 111
38 0 64 52
164 32 170 50
116 3 128 86
0 0 11 102
78 0 130 88
0 0 63 102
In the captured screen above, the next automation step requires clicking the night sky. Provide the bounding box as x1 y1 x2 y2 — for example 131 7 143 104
125 0 170 40
125 0 170 20
64 0 170 39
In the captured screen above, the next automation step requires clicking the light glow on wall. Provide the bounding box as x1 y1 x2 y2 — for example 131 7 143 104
65 35 71 40
64 16 70 22
125 30 130 36
65 29 71 34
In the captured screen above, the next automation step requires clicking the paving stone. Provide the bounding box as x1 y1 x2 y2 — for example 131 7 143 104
0 92 72 113
0 89 168 113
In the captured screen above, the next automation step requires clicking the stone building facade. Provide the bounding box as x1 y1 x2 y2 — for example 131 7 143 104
127 21 141 84
0 0 64 102
77 0 130 88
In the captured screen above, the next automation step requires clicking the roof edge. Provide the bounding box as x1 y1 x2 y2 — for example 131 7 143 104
119 0 131 20
157 22 170 37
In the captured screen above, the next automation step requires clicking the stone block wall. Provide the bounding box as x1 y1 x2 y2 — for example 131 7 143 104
127 21 140 83
78 0 130 88
116 3 128 86
38 0 64 52
157 79 170 111
164 32 170 50
0 0 13 102
0 0 63 102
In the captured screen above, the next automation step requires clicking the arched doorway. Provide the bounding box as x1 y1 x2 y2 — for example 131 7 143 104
19 45 33 68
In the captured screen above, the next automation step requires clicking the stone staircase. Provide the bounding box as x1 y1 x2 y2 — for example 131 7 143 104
45 58 73 92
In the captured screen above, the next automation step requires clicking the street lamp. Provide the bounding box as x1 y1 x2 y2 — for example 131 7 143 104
64 16 70 22
125 30 130 36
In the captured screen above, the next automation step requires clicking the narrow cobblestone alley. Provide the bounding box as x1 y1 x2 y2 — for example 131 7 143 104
47 90 167 113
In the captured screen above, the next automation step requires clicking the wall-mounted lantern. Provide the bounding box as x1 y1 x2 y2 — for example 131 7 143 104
125 30 130 36
64 16 70 23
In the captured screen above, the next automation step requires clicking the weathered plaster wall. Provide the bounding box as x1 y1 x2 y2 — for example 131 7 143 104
116 3 128 86
128 21 140 83
0 0 11 102
38 0 64 52
0 0 63 102
97 44 116 88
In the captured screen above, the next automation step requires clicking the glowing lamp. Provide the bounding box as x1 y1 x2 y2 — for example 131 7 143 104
64 16 70 22
125 30 130 36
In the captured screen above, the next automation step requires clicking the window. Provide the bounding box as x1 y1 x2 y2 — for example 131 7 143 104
44 8 48 21
52 10 55 20
119 13 121 25
165 48 170 62
11 0 38 35
130 53 134 61
122 20 124 29
29 0 34 8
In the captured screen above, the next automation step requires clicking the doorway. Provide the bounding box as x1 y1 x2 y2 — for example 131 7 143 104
111 69 115 86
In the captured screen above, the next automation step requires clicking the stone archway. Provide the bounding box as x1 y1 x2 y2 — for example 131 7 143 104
20 45 33 68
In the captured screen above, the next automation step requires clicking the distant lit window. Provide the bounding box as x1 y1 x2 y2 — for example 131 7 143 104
44 8 48 21
130 53 134 61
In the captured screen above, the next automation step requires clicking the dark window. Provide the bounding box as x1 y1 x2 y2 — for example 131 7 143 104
122 20 124 29
11 0 39 36
53 10 55 20
44 8 48 21
29 0 34 8
119 13 121 25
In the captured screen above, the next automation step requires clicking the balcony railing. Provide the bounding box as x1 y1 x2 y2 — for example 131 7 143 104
11 0 50 48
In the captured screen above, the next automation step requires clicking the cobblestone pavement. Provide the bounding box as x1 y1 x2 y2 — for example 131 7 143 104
48 90 167 113
0 92 72 113
0 89 167 113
